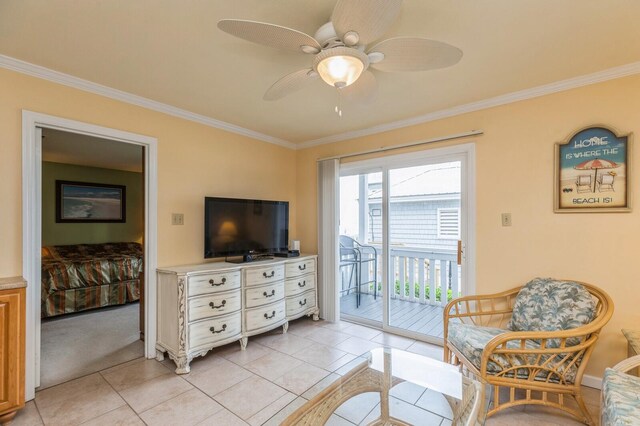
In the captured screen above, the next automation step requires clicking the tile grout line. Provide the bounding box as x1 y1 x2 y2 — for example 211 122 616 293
189 344 331 401
188 346 346 424
207 375 268 423
133 386 196 420
96 368 147 425
30 399 46 425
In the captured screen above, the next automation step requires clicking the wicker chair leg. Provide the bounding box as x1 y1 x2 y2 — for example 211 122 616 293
574 392 594 425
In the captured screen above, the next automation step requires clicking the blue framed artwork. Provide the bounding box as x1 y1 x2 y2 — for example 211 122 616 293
56 180 127 223
555 126 631 212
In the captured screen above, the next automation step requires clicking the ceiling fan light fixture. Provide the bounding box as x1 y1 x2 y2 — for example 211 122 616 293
314 47 369 88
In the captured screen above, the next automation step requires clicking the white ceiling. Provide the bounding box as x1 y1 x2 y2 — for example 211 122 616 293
1 1 640 144
42 129 143 172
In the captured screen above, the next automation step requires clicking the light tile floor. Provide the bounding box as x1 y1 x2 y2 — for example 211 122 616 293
13 317 602 426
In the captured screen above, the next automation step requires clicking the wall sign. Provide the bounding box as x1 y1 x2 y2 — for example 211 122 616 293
555 126 631 212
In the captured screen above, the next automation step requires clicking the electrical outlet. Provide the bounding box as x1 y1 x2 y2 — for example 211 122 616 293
501 213 512 227
171 213 184 226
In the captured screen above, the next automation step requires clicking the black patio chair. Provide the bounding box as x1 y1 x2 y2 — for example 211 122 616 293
338 235 378 308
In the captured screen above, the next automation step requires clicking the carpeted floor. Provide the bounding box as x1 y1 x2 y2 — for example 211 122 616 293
39 302 143 389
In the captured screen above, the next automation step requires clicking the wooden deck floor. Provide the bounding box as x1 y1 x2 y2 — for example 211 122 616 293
340 293 445 338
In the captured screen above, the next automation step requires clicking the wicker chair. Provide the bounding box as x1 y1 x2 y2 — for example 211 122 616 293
601 355 640 425
443 279 613 425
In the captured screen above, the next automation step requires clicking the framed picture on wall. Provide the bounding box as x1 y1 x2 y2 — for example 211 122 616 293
56 180 126 223
554 126 632 213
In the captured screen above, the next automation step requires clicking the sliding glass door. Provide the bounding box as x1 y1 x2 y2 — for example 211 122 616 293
339 170 383 326
387 161 462 340
337 145 473 343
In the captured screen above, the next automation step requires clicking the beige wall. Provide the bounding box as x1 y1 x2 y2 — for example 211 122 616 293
42 162 144 246
295 74 640 378
0 67 297 273
2 63 637 379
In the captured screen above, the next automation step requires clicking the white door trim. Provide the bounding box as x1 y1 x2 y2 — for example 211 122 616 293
22 110 158 400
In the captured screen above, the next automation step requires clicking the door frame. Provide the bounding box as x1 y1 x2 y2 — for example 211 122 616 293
22 110 158 400
339 143 476 344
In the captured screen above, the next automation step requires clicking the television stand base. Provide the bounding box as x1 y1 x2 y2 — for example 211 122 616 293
273 251 300 258
226 254 273 263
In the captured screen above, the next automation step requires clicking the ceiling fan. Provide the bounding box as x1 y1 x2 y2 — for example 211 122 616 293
217 0 462 106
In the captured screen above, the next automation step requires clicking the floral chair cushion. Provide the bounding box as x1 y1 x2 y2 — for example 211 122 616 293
448 322 578 383
509 278 596 346
448 322 511 373
602 368 640 425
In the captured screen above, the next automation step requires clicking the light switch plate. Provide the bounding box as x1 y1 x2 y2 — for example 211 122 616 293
501 213 512 227
172 213 184 225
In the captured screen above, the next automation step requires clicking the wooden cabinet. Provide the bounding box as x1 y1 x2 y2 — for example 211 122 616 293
0 278 26 425
156 256 319 374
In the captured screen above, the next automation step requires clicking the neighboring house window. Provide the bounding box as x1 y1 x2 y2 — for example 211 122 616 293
437 208 460 239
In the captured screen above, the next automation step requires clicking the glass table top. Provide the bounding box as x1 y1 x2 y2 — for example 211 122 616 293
283 347 486 426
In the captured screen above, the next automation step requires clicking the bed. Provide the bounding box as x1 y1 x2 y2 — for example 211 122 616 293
41 242 143 318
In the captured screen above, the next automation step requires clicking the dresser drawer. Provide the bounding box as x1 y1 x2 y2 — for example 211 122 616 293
245 300 286 331
286 290 316 318
285 258 316 277
245 282 285 308
189 312 241 349
245 265 285 287
188 270 241 297
188 290 241 322
284 274 315 297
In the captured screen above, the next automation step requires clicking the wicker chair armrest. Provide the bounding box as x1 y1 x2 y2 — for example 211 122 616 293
443 288 521 337
479 328 601 379
612 354 640 373
444 288 520 317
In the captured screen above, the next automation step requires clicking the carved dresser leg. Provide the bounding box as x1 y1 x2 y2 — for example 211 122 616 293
283 322 289 334
155 349 165 362
174 356 191 374
240 337 248 351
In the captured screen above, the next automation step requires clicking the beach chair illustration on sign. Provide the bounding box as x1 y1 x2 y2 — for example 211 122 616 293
597 174 615 192
576 175 592 193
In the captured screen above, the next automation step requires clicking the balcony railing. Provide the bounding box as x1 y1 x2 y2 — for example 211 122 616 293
341 245 461 308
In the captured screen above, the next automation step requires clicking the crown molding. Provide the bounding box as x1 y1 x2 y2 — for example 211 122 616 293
3 53 640 151
0 54 296 149
297 61 640 149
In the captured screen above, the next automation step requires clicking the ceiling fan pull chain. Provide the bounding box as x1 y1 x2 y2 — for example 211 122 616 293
335 88 343 117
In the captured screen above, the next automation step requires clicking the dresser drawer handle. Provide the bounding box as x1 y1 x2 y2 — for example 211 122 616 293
264 310 276 319
209 324 227 334
263 289 276 298
209 277 227 286
299 299 307 307
298 264 307 271
298 280 306 288
209 300 226 309
263 271 275 278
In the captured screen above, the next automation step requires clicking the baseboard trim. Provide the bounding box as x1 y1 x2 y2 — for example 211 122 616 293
582 374 602 390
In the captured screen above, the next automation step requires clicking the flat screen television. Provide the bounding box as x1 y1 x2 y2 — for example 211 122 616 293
204 197 289 261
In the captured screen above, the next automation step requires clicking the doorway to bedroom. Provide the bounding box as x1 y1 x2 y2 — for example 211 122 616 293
38 129 145 389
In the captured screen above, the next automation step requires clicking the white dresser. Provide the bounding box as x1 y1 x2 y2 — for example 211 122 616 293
156 255 319 373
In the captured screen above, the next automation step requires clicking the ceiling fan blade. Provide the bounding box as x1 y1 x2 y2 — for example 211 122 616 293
368 37 462 72
340 70 378 104
218 19 321 53
331 0 402 46
264 69 319 101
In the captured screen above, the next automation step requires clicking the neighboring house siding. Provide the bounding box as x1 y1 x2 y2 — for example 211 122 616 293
368 198 460 251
